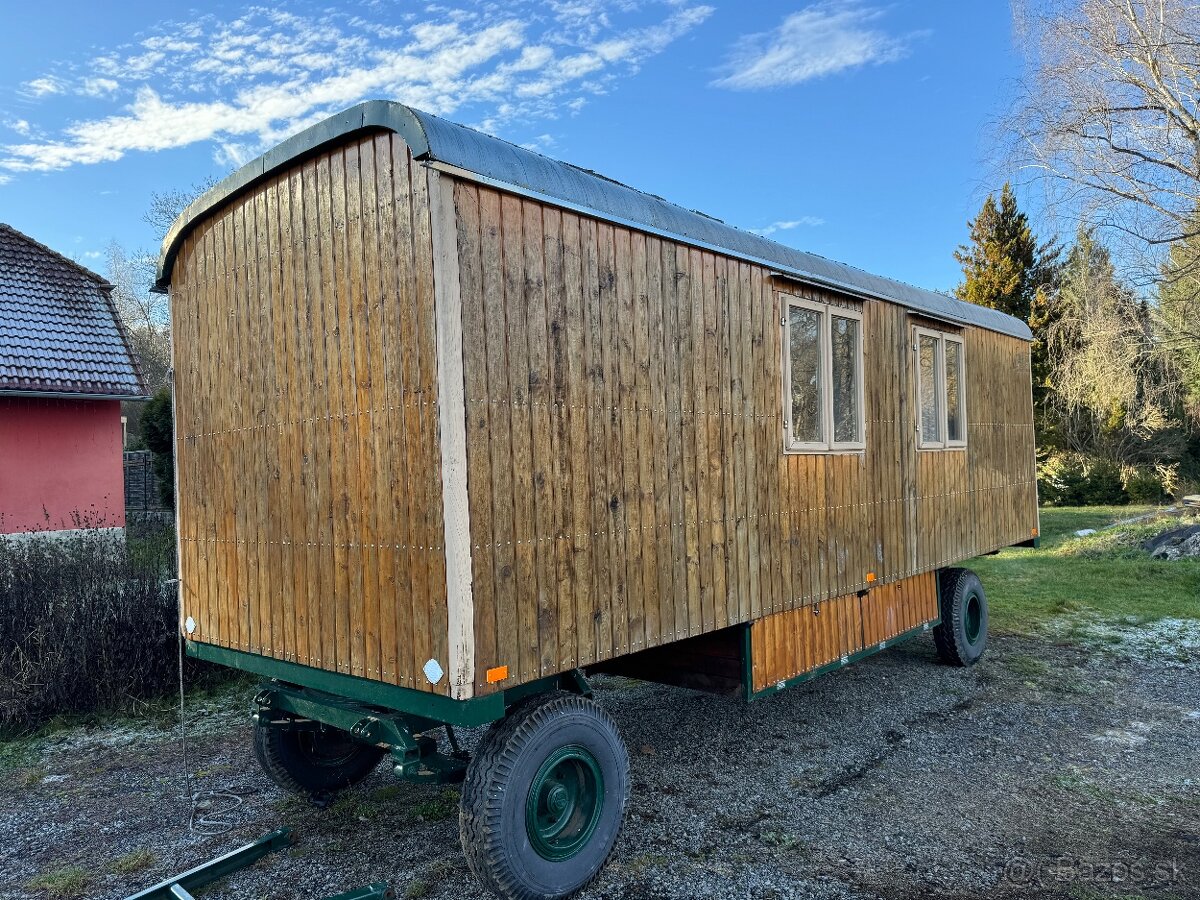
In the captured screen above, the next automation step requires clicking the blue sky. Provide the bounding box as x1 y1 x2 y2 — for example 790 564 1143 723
0 1 1022 294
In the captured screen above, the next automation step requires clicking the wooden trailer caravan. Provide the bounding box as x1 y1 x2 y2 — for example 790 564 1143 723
158 101 1038 899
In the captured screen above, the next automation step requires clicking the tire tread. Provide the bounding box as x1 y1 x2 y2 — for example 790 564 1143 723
460 692 629 900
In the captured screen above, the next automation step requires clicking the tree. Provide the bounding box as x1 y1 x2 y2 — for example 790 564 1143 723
1009 0 1200 273
1048 226 1183 465
140 388 175 511
954 184 1060 410
107 242 169 391
1158 215 1200 418
107 179 215 440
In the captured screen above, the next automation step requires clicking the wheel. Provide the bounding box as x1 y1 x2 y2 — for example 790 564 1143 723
933 567 989 666
253 720 385 796
460 691 630 900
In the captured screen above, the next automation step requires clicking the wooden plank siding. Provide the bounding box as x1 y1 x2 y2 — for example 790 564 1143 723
170 130 1036 703
748 571 940 692
451 177 1036 696
171 133 452 695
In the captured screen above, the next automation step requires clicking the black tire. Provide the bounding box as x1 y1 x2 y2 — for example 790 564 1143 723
253 721 385 796
460 691 630 900
933 567 989 666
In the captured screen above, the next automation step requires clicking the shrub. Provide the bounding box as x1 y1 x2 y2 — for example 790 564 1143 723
0 522 211 729
1037 453 1129 506
1122 466 1167 504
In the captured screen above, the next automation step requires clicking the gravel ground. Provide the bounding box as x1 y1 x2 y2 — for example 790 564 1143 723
1 630 1197 900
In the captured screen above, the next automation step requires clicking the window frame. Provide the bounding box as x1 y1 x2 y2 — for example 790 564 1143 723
782 295 865 454
913 325 967 451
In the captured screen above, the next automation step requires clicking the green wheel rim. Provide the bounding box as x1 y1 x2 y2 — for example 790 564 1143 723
525 745 604 861
964 592 982 644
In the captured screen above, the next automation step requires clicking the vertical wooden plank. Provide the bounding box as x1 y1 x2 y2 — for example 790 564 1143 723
560 210 594 669
411 162 449 693
478 185 519 686
677 245 702 638
260 178 287 661
630 230 659 650
455 183 495 690
613 226 641 654
344 140 375 679
522 200 558 676
645 235 674 644
362 137 400 681
702 251 729 632
500 193 539 681
582 216 614 661
541 206 576 672
661 240 688 643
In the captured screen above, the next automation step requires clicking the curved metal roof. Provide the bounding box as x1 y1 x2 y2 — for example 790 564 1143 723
156 100 1031 341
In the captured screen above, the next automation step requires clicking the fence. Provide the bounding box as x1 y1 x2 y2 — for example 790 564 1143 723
124 450 167 513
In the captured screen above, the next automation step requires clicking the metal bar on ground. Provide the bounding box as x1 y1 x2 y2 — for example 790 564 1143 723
125 828 291 900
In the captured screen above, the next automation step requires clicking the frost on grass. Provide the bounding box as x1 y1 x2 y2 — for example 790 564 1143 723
1043 614 1200 665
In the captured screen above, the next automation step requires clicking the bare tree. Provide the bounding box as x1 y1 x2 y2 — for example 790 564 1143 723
1048 227 1184 461
143 178 215 241
1009 0 1200 271
107 242 170 394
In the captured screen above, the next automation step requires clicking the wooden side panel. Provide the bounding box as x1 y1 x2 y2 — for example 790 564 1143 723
171 133 450 694
455 179 1038 695
750 571 939 692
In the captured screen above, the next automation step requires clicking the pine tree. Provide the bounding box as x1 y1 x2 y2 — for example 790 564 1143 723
1158 217 1200 414
954 183 1059 410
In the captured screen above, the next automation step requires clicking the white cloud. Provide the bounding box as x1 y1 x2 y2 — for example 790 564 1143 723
713 2 918 90
5 119 31 136
23 76 65 96
3 2 712 178
0 174 10 186
749 217 825 236
81 77 120 97
520 133 557 152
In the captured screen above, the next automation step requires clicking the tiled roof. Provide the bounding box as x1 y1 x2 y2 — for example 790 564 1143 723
0 223 146 397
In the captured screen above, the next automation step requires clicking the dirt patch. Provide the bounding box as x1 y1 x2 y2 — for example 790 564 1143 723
1 632 1196 900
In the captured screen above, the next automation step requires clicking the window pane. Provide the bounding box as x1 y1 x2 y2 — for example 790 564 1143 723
945 339 963 442
919 334 940 444
831 315 860 443
789 306 822 443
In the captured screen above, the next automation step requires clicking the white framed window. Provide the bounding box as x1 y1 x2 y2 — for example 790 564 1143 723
913 325 966 450
782 294 865 453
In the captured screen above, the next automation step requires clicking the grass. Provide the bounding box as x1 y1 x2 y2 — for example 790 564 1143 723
110 848 156 875
968 506 1200 633
25 867 90 899
0 674 254 780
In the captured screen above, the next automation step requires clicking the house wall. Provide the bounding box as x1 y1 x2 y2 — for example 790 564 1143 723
169 132 450 695
0 397 126 533
450 177 1038 696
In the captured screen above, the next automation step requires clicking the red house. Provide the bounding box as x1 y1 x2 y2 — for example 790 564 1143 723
0 224 147 537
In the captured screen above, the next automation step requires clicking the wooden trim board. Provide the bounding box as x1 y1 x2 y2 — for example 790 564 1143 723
429 169 476 700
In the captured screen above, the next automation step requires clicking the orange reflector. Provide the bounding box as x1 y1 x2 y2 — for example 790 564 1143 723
865 572 877 583
1032 527 1039 536
486 665 509 684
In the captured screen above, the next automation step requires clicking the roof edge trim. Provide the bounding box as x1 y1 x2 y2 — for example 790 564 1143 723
152 101 1032 343
0 390 151 401
154 100 432 291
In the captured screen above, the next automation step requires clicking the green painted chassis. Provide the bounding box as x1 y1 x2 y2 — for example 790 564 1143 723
188 597 940 785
